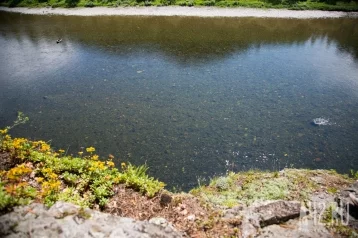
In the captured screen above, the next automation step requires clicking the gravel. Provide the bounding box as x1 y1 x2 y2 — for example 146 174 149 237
1 6 358 18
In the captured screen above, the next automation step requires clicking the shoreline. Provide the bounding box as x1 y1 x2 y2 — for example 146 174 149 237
1 6 358 18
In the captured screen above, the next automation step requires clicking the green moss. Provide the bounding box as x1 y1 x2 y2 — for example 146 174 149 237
78 207 92 219
322 204 358 236
212 176 232 191
239 177 290 204
191 168 353 208
327 187 338 194
0 181 14 211
57 187 95 207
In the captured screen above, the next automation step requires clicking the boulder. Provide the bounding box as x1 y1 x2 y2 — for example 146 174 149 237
0 202 183 238
252 200 302 227
238 200 303 238
335 181 358 229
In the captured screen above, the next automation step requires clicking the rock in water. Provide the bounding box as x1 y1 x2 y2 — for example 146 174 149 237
312 118 330 126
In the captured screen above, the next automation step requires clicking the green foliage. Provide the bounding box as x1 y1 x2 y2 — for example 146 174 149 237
62 171 80 185
327 186 338 194
7 112 29 130
0 116 166 211
1 0 358 10
119 163 165 197
240 177 290 204
58 187 95 207
202 0 215 5
160 0 175 5
0 180 37 212
191 169 352 208
203 191 240 208
350 169 358 179
321 204 358 236
84 0 95 6
0 181 13 211
213 176 231 191
177 0 193 6
65 0 79 7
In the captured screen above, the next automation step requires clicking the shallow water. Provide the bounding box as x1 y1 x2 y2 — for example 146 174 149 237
1 13 358 190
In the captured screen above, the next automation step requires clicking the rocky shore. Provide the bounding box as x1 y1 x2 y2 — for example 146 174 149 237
1 123 358 237
1 6 358 18
1 169 358 237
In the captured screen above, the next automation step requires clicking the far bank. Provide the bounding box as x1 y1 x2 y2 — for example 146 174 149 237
1 6 358 18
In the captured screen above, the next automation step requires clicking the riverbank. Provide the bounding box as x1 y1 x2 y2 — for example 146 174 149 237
1 126 358 236
1 6 358 18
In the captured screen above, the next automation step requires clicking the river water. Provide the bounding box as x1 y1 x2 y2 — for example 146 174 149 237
1 12 358 190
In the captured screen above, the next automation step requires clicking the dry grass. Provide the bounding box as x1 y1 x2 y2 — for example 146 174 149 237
104 185 241 237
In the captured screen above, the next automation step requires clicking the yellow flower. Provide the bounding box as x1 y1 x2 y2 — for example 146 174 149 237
58 149 65 153
106 161 115 167
113 176 121 183
89 161 105 171
0 128 8 134
35 177 44 183
12 138 28 149
96 161 105 170
78 151 83 156
40 143 51 152
49 173 58 180
7 164 32 181
86 147 95 153
121 162 126 168
41 181 61 196
92 155 99 160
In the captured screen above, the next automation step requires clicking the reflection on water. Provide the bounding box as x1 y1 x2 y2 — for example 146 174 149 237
1 12 358 190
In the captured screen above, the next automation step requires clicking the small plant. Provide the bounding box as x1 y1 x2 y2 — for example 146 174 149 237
203 0 215 6
177 0 193 6
119 163 165 197
0 114 166 211
327 187 338 194
0 181 14 211
160 0 175 5
350 169 358 179
6 112 29 131
214 176 231 191
84 1 95 7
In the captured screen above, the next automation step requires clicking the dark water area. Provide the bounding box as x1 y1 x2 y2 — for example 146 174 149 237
1 12 358 190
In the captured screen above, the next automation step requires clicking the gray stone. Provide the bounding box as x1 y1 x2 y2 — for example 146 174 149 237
0 202 183 238
257 219 333 238
48 202 80 218
223 205 243 218
335 182 358 229
149 217 168 227
241 215 260 238
253 200 301 227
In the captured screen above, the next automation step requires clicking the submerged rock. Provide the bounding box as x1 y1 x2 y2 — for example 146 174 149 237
312 117 331 126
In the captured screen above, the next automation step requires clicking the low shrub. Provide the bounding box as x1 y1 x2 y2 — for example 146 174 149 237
0 113 165 211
